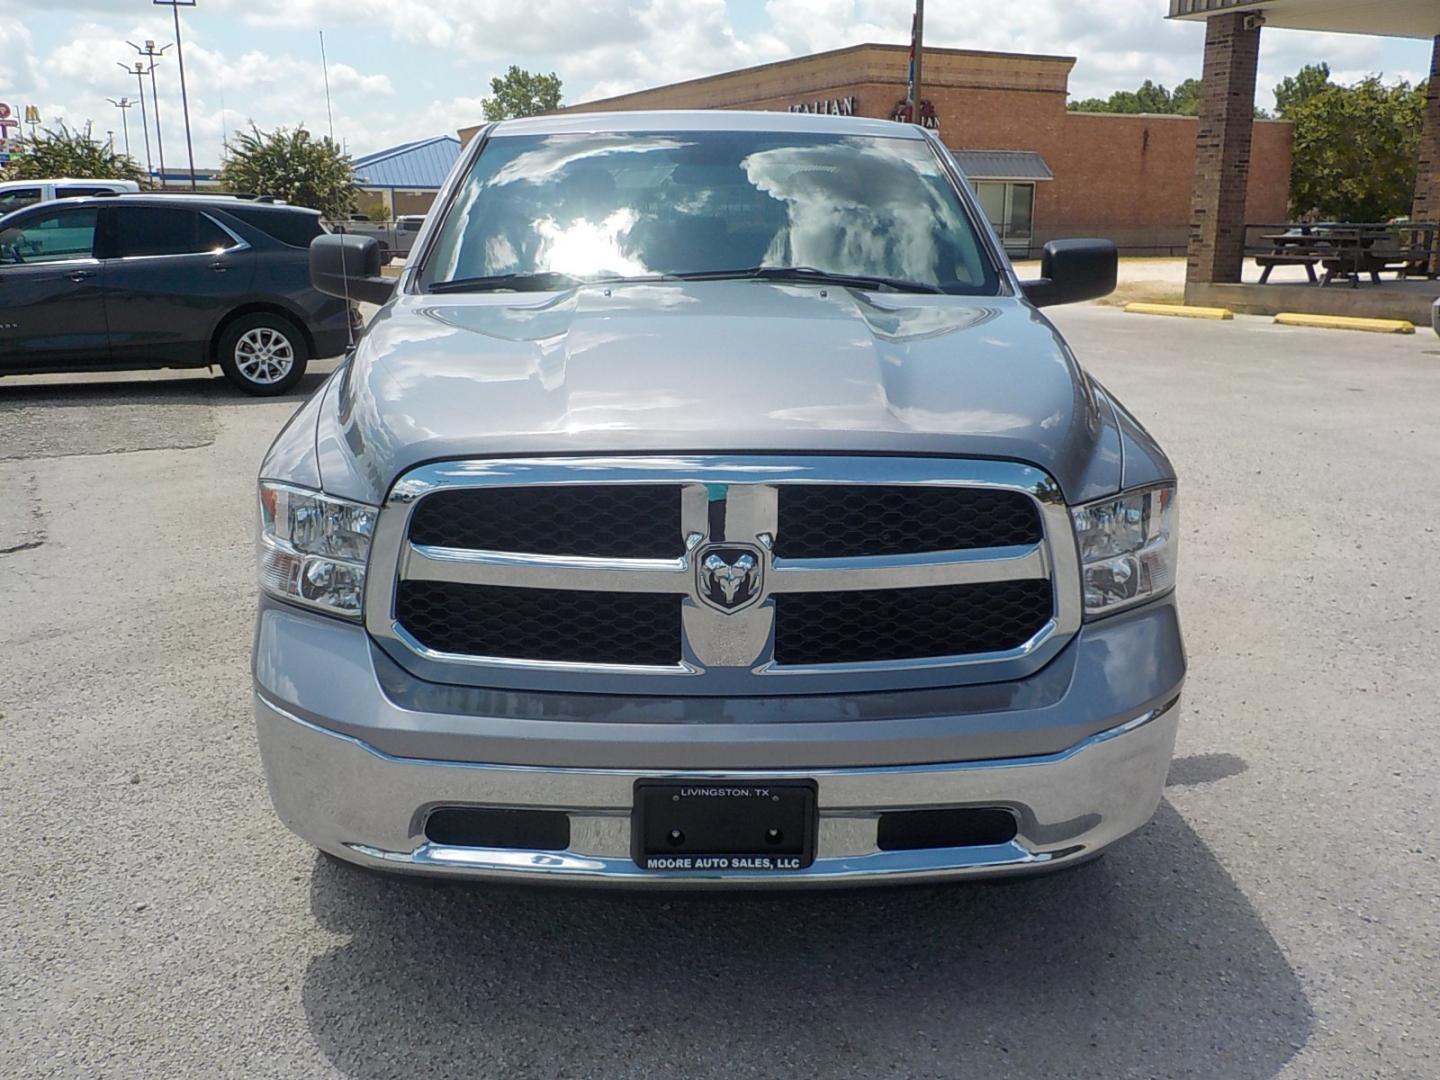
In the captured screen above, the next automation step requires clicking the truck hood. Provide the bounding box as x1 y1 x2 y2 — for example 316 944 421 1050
314 280 1124 505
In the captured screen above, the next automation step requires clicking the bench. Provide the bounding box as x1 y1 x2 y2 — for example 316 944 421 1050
1256 251 1319 284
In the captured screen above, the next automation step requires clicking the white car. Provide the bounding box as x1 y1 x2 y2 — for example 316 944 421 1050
0 178 141 218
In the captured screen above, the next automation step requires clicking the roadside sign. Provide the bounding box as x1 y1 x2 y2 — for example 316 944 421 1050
0 101 16 163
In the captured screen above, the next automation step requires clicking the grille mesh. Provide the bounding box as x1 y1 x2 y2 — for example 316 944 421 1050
774 580 1053 665
775 486 1041 558
397 581 682 666
408 485 683 558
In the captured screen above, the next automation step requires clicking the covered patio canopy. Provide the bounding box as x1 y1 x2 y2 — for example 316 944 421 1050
1168 0 1440 307
1170 0 1440 39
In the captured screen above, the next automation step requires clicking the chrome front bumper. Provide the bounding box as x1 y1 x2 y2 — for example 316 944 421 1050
255 693 1180 887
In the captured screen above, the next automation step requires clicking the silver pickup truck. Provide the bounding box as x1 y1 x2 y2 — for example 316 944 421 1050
330 214 424 264
254 111 1184 887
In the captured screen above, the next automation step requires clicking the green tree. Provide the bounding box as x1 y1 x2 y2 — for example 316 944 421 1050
1133 79 1173 113
1171 78 1203 116
1287 75 1425 220
1069 81 1179 114
0 124 142 182
1274 62 1332 118
482 66 563 121
218 125 356 219
1070 76 1274 120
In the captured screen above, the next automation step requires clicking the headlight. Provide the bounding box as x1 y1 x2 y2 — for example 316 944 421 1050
1071 484 1177 616
258 481 377 617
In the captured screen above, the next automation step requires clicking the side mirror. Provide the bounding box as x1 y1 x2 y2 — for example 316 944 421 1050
1021 239 1117 308
310 233 395 305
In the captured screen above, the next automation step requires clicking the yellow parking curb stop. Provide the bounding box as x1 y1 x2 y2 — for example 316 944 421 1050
1273 313 1415 334
1124 302 1233 320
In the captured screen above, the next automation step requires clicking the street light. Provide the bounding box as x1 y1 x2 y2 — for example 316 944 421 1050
127 39 171 188
153 0 198 191
906 0 925 128
117 61 155 184
105 97 134 160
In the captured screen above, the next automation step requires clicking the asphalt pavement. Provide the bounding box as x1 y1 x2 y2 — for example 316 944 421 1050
2 307 1438 1079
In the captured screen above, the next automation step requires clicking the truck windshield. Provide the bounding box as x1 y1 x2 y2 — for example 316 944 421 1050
421 129 1000 295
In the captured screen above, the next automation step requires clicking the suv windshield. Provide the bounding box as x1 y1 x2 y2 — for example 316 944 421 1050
421 129 999 295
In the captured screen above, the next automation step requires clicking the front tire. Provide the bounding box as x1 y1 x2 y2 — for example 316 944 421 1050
218 313 309 396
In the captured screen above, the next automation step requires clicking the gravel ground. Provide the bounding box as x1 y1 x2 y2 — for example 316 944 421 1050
2 308 1438 1079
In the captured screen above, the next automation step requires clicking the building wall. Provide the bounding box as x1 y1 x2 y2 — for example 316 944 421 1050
459 43 1294 255
391 190 438 216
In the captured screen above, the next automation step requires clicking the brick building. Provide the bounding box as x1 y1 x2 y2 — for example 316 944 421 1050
459 43 1294 257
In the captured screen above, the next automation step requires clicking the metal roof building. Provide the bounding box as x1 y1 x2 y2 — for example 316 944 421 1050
352 135 461 214
951 150 1054 183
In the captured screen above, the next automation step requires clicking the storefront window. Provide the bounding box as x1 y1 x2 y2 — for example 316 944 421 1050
974 183 1007 233
971 180 1036 255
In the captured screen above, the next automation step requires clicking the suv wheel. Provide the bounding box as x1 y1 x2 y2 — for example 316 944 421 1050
218 313 309 396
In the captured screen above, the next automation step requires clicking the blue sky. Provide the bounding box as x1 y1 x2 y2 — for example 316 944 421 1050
1 1 1431 163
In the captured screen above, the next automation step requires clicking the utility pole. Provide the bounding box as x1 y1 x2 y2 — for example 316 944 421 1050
118 61 154 184
319 30 335 144
906 0 925 127
128 40 171 188
153 0 199 190
106 97 134 160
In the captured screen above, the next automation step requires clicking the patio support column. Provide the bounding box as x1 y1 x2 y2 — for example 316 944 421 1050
1412 36 1440 227
1186 12 1261 285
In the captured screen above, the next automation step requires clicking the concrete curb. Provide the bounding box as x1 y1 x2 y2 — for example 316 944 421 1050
1273 313 1415 335
1124 302 1234 320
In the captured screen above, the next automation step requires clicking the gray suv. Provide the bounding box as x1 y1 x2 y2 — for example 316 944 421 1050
254 111 1184 886
0 194 354 394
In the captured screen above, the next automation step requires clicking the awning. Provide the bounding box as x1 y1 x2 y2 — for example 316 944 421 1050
950 150 1054 182
1169 0 1440 40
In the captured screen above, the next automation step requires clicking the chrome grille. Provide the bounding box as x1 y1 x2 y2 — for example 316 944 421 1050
366 457 1082 696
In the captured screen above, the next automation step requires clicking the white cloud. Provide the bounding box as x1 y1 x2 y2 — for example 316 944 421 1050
0 22 44 96
7 0 1430 163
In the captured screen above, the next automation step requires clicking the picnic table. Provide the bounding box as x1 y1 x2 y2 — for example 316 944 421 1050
1256 225 1427 288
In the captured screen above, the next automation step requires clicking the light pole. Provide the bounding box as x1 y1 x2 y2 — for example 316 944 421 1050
906 0 925 128
153 0 198 191
128 39 171 188
105 97 134 160
118 61 154 184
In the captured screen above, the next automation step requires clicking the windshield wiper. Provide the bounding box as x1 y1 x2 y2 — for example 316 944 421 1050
428 271 590 293
428 266 946 295
669 266 944 294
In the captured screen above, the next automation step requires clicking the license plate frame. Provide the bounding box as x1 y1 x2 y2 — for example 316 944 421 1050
632 779 818 872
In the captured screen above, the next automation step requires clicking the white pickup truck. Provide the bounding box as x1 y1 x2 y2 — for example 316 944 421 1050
0 177 140 218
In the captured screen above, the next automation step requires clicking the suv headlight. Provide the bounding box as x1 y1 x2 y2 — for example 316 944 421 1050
258 481 376 617
1071 484 1177 616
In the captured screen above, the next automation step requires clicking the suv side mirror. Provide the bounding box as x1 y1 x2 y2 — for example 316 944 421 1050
310 233 395 305
1021 239 1117 307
